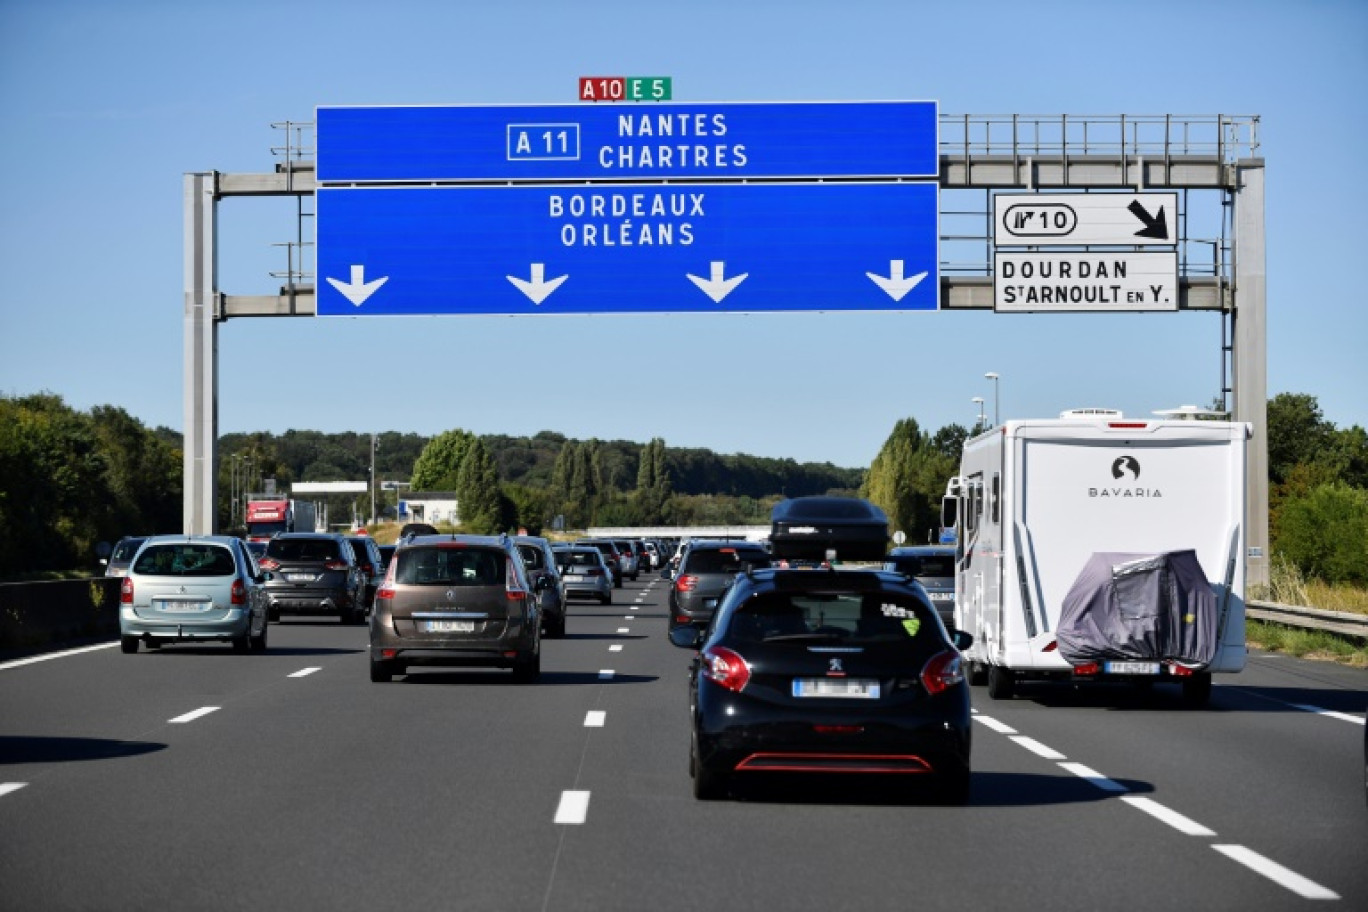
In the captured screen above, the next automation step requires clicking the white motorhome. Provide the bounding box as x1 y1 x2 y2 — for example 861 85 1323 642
942 409 1250 705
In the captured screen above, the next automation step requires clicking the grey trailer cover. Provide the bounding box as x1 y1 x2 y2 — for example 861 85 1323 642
1056 551 1219 667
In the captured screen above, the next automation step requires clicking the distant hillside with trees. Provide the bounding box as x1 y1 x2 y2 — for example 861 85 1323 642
4 391 1364 590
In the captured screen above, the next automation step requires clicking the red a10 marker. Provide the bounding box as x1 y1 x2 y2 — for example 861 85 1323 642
578 76 672 102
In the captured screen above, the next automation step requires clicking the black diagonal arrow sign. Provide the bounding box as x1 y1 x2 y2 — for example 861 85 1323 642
1129 199 1170 240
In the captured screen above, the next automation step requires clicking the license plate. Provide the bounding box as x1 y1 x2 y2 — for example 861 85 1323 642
158 600 204 612
929 592 953 601
1104 661 1161 675
423 620 475 633
287 573 315 582
792 678 880 699
566 575 585 582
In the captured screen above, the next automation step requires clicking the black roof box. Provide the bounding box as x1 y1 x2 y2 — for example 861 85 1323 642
769 496 889 562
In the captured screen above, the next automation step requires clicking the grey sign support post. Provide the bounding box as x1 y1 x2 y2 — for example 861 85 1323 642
183 172 219 536
1234 161 1268 587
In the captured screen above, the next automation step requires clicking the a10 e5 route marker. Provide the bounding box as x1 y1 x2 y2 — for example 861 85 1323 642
579 76 672 102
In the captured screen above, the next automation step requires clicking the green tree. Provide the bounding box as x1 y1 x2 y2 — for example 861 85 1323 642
1267 393 1334 486
455 438 502 534
862 418 959 545
1273 483 1368 585
411 429 475 492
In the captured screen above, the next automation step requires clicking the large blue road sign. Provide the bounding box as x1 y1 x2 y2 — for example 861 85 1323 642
316 101 939 183
316 182 939 316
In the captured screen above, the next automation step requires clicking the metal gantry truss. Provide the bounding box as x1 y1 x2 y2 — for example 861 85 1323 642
184 113 1267 582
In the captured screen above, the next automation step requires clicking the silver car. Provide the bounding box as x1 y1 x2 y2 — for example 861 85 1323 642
118 535 269 653
553 545 614 605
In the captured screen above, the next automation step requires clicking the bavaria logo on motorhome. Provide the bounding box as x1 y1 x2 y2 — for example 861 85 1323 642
1111 456 1141 480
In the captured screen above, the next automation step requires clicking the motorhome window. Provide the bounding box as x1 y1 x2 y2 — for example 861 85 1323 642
966 476 982 536
991 474 1001 525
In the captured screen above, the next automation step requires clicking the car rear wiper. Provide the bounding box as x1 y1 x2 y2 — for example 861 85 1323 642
761 632 846 643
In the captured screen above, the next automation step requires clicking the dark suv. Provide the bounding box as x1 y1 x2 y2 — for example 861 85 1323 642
259 533 366 624
369 534 544 683
347 535 386 613
665 540 771 632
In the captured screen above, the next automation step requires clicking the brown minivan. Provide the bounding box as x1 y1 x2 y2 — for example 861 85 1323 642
368 534 544 683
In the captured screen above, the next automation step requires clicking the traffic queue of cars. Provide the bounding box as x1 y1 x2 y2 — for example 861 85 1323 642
111 504 975 804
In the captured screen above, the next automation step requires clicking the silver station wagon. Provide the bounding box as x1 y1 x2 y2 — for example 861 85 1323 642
118 535 269 653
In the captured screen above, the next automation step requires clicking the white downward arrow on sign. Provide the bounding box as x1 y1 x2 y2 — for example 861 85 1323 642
866 260 928 302
326 264 390 307
687 262 748 304
507 263 568 305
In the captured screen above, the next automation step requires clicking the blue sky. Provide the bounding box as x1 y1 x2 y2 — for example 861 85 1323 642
1 0 1364 469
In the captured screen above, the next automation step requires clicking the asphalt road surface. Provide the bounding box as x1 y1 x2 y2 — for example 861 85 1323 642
2 575 1365 911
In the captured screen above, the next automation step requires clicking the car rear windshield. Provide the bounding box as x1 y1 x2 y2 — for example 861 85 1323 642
516 544 546 571
726 590 934 646
556 550 601 571
684 549 771 574
111 539 146 561
395 547 506 586
266 538 343 562
889 554 955 577
133 544 237 577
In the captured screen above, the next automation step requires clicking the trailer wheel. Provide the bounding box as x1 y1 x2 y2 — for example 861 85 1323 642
987 663 1016 700
964 658 987 687
1180 673 1212 708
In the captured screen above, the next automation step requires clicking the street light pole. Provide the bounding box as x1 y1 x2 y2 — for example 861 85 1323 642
971 397 986 430
985 372 1000 426
370 432 377 526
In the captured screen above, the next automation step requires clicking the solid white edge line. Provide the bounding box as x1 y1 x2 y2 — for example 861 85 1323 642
972 714 1018 735
0 642 119 671
554 790 591 825
288 667 322 678
1211 844 1340 900
169 706 220 724
0 783 28 799
1010 736 1067 760
584 711 606 727
1057 762 1128 793
1119 795 1217 837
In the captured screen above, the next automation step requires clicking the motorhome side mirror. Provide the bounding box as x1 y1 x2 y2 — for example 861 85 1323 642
952 630 974 652
668 625 702 649
940 496 959 530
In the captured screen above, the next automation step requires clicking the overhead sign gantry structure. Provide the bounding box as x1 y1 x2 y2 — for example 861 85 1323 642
185 108 1266 583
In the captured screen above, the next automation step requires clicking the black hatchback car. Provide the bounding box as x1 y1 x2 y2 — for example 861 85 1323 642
670 566 973 802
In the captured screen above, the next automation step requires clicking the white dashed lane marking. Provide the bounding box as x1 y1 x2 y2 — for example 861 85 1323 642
584 711 606 728
973 712 1341 900
288 667 321 678
168 706 220 724
0 783 28 799
598 670 615 680
554 790 591 825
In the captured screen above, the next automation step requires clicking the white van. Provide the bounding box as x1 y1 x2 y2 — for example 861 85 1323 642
941 409 1250 706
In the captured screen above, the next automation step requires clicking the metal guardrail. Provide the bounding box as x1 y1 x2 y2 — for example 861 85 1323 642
1247 600 1368 639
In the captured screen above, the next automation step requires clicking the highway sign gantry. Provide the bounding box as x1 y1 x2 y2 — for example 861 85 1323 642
315 101 939 183
316 182 940 316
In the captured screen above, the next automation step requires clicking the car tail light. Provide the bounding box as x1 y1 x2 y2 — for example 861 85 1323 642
1165 661 1197 677
258 558 280 571
120 578 133 604
1042 640 1058 652
701 646 750 693
920 650 964 695
675 574 698 592
375 585 395 602
324 560 348 570
360 562 373 575
231 579 247 605
1072 662 1101 676
505 557 528 601
586 567 604 577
